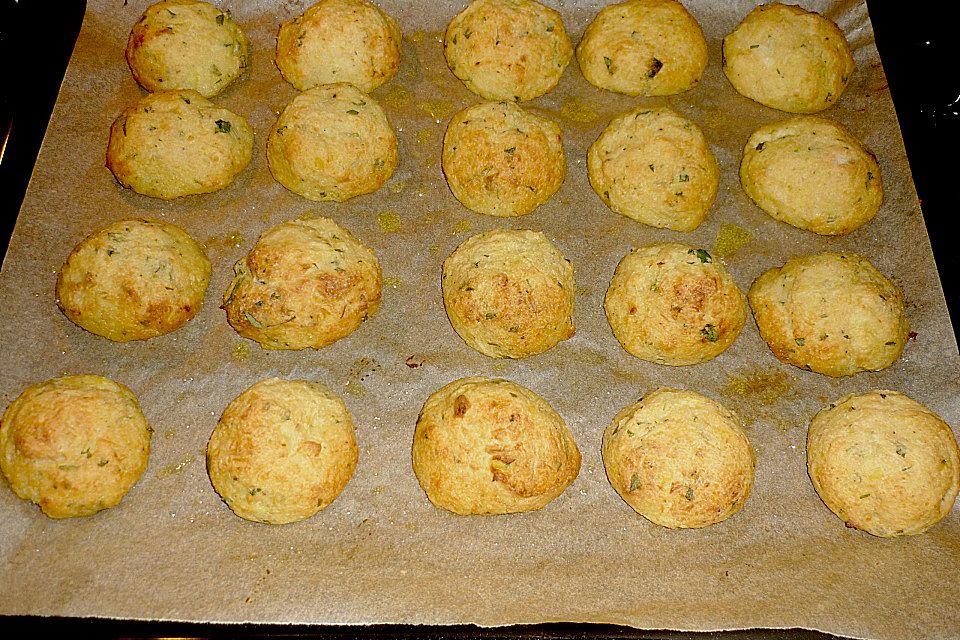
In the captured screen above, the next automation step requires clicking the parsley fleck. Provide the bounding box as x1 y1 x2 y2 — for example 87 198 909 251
690 248 712 263
215 119 232 133
701 324 719 342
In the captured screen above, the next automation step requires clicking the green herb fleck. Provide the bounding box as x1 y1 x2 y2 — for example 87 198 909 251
795 337 805 346
223 277 243 306
249 487 262 496
690 248 712 263
604 56 613 73
504 146 516 154
216 13 225 25
629 474 642 492
484 312 497 320
346 109 359 115
756 141 765 151
860 493 871 499
896 445 907 457
243 311 263 328
98 460 109 467
701 324 719 342
685 487 695 501
749 43 760 49
215 119 232 133
678 173 689 182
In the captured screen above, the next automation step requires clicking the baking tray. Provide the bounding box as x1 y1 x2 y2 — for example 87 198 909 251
1 2 958 639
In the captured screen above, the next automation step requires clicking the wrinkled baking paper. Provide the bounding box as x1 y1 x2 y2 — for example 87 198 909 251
1 2 957 638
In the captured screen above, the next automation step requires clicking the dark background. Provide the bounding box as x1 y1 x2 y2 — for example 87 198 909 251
0 1 958 638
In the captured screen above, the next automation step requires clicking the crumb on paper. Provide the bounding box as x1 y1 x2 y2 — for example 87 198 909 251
377 211 403 232
714 223 752 258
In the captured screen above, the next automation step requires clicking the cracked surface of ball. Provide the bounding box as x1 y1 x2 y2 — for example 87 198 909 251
224 215 381 350
577 0 707 96
207 377 359 524
444 0 573 101
0 375 152 519
808 391 960 537
413 377 581 515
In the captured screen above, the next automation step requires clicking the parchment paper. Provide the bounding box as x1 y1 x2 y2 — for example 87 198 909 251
1 1 958 638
